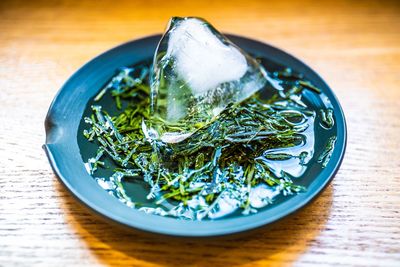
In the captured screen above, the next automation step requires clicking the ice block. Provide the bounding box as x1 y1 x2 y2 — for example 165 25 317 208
150 17 269 143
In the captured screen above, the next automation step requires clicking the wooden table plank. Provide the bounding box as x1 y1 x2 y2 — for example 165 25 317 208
1 0 399 266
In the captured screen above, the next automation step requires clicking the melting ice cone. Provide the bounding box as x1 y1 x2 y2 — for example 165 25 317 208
150 17 269 143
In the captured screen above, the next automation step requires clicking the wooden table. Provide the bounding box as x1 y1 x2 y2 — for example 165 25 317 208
1 0 399 266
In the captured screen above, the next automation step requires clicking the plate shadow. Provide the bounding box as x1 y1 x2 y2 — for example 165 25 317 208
55 178 333 266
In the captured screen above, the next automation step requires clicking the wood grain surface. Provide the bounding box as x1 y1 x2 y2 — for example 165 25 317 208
1 0 400 266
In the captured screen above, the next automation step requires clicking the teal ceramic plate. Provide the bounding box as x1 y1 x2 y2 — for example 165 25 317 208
44 34 346 237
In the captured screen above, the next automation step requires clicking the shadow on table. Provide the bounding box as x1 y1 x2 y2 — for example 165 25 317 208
55 178 333 266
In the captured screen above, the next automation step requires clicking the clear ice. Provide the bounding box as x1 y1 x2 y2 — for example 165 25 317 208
150 17 269 143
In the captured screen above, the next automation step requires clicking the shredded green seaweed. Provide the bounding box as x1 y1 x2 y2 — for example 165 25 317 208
83 64 335 220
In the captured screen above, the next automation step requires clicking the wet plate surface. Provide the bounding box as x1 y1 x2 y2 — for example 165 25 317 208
44 34 346 237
